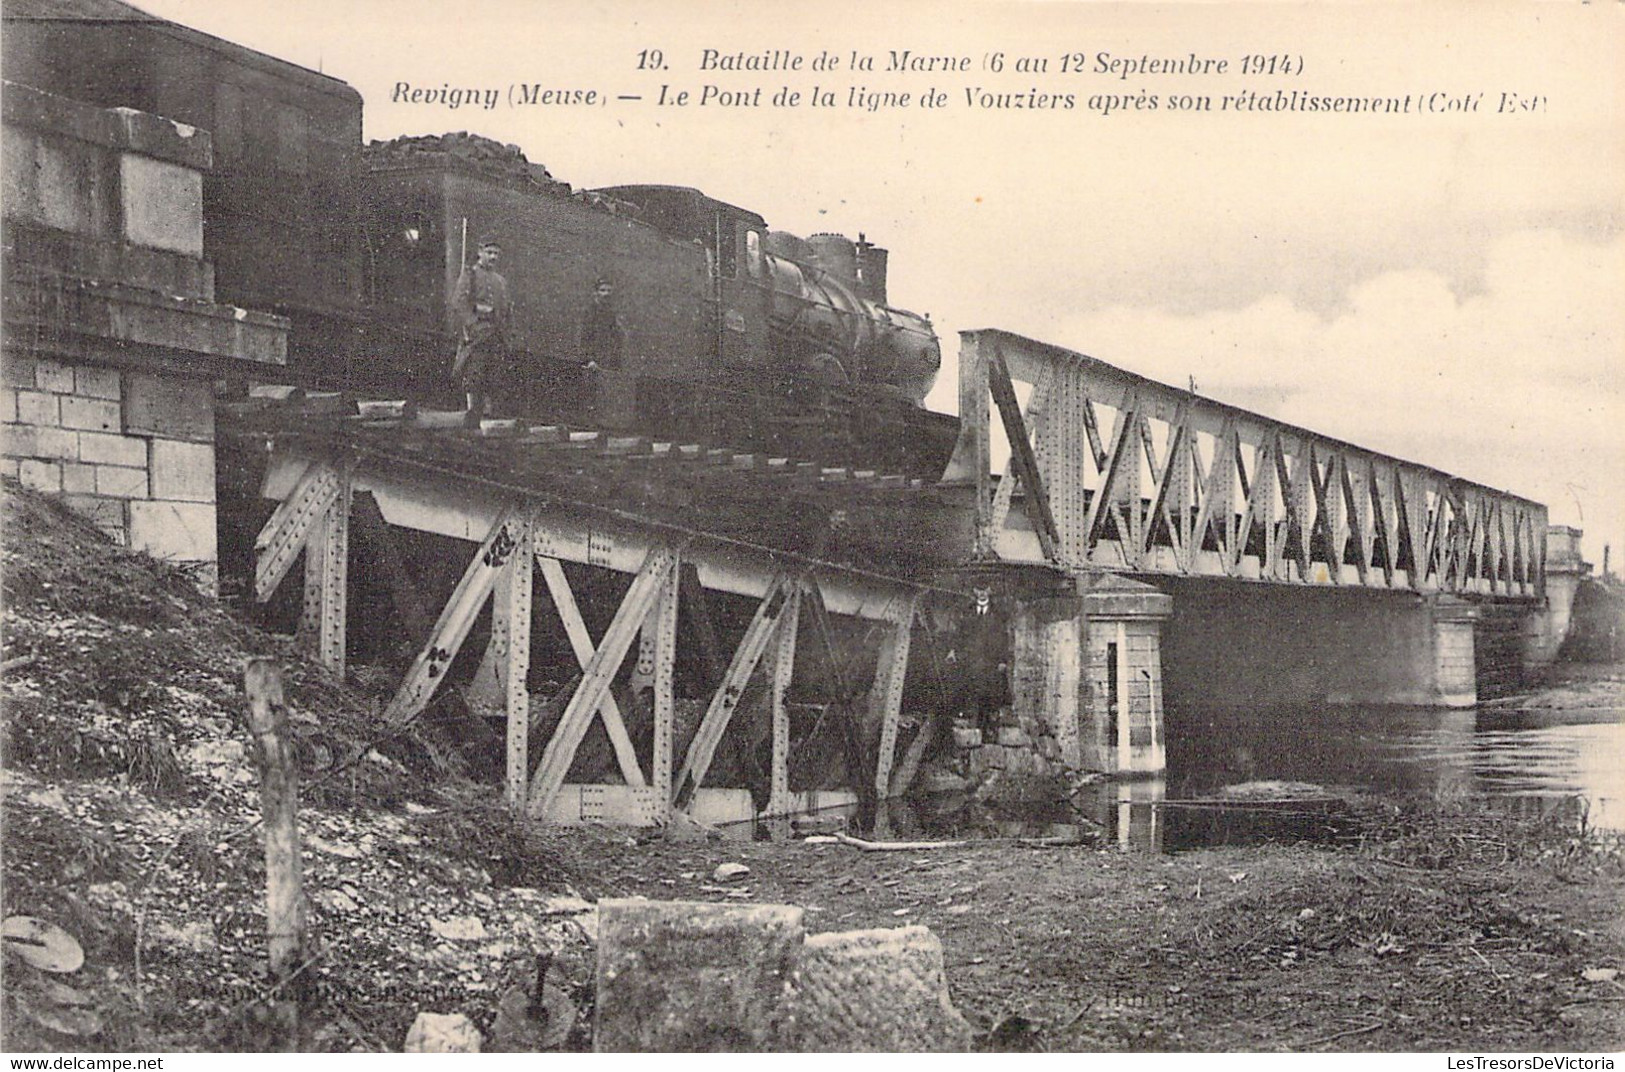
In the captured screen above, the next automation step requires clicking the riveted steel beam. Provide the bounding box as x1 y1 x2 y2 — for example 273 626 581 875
673 572 798 810
958 328 1548 594
528 548 678 818
382 505 526 724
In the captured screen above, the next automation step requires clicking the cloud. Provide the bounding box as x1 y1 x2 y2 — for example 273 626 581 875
1044 229 1625 565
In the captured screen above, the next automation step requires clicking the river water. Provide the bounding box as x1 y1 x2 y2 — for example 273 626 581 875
909 673 1625 852
1085 696 1625 852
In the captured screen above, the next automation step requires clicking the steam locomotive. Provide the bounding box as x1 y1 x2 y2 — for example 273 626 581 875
1 1 958 478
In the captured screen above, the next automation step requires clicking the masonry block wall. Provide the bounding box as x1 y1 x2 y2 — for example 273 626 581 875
1008 597 1083 768
969 579 1172 788
2 81 285 591
1080 581 1171 775
1429 599 1479 708
952 597 1083 800
1082 618 1166 771
1157 578 1483 710
3 357 217 580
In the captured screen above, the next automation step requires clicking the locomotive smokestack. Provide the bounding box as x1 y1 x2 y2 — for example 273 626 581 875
855 233 889 306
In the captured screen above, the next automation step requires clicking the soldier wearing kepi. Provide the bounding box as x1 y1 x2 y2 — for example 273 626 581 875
579 275 628 422
451 235 512 426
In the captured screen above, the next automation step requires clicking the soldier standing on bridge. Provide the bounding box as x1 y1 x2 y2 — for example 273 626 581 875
451 235 512 427
579 275 628 422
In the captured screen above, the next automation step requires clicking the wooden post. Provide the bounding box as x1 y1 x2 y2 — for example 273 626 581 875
245 659 304 1051
502 521 534 811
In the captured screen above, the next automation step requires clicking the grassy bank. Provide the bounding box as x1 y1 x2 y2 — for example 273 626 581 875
3 482 1622 1052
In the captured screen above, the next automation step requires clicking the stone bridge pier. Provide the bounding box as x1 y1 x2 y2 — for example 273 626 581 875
999 573 1172 779
1522 525 1590 673
997 574 1488 783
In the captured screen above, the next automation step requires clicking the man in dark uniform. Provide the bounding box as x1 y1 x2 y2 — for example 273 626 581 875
451 236 512 426
579 276 626 369
578 275 627 421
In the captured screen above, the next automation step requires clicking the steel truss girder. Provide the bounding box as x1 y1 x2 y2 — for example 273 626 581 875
537 556 647 789
765 582 801 819
673 572 800 810
259 447 927 828
254 458 351 671
869 593 920 805
261 447 913 620
528 548 679 818
501 530 534 810
382 505 528 724
950 328 1547 597
255 460 339 600
255 445 937 833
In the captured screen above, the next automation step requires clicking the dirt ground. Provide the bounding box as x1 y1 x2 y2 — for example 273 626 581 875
555 813 1625 1052
3 480 1623 1052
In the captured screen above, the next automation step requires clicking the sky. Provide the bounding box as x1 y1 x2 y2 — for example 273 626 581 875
126 0 1625 567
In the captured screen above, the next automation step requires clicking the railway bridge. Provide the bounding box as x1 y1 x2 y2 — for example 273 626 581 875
942 329 1581 777
227 329 1581 832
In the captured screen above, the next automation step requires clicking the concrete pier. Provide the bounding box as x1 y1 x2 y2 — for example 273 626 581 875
1156 580 1492 710
1003 575 1172 778
1080 577 1172 775
1524 525 1590 672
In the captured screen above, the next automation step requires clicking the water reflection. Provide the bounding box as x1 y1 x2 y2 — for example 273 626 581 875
1113 780 1164 853
901 697 1622 853
1163 700 1623 835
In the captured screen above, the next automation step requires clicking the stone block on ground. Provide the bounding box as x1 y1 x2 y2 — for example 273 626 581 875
594 899 804 1052
916 767 972 795
403 1011 481 1052
789 925 973 1051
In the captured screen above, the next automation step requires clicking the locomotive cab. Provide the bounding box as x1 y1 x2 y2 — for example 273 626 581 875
591 185 773 382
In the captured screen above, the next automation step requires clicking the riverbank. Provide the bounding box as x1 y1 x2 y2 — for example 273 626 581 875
1489 660 1625 714
3 482 1622 1052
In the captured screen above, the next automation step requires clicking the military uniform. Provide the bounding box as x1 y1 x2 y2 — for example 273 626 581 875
451 250 511 419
